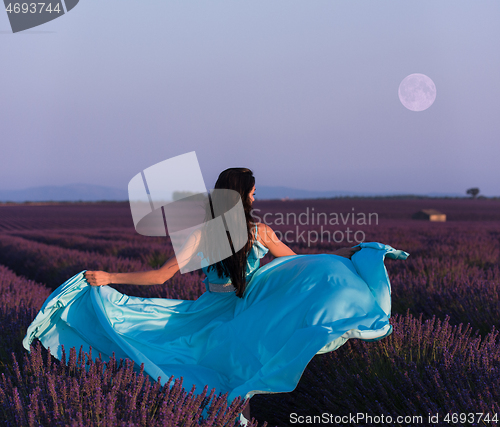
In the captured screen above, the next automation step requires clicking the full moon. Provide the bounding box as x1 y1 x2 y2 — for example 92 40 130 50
398 73 436 111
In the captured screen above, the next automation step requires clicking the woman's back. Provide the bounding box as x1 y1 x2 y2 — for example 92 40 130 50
200 223 269 292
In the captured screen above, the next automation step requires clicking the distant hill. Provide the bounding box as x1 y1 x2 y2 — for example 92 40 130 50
0 183 128 202
0 183 469 202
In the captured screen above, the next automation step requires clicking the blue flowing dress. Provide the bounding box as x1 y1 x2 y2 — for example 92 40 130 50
23 224 408 421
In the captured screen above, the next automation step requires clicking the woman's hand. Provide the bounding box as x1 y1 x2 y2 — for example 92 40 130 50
332 246 361 259
84 271 112 287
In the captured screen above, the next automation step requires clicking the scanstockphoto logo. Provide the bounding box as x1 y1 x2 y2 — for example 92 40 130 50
4 0 79 33
128 152 248 275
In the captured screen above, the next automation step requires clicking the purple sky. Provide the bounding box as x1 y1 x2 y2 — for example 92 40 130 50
1 0 499 196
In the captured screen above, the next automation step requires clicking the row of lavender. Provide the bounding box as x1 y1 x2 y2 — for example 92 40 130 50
0 234 203 301
6 229 176 269
0 265 259 427
0 203 134 232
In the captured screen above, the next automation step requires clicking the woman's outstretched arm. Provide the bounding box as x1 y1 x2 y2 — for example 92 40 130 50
115 255 180 286
85 254 180 287
258 223 360 260
85 229 201 287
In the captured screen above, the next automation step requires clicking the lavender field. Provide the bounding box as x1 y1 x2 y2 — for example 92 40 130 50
0 198 499 426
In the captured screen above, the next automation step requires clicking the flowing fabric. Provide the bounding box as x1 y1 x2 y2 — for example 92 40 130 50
23 239 408 423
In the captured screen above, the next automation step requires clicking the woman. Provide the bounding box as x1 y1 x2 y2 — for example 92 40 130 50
24 168 408 426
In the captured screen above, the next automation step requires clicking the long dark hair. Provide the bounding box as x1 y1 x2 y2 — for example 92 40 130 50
204 168 255 297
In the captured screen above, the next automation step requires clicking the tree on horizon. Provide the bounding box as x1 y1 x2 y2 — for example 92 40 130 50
466 187 480 198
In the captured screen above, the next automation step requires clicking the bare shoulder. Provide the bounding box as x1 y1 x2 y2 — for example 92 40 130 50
254 222 277 246
254 222 296 257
